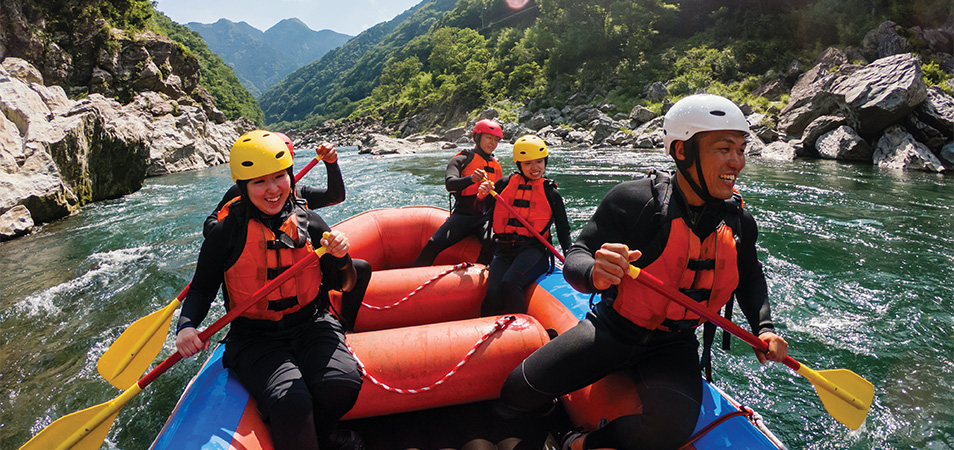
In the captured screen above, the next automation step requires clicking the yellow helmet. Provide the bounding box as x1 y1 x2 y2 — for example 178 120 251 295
229 130 294 182
512 135 548 163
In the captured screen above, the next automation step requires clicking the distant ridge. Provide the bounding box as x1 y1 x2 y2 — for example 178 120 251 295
187 18 352 97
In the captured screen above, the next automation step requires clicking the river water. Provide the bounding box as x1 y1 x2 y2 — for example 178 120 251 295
1 145 951 449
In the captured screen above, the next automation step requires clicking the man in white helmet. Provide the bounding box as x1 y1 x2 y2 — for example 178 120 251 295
499 94 788 449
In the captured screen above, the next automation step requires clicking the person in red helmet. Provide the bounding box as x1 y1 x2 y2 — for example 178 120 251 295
413 119 504 266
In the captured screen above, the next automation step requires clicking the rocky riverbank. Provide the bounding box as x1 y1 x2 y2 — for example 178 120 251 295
0 58 252 240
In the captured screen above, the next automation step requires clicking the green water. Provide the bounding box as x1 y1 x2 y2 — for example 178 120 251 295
1 146 951 449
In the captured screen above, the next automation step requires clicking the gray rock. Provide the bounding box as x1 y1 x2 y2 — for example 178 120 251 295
802 115 848 156
830 53 928 137
644 81 669 102
873 125 946 172
629 105 656 125
0 59 247 238
816 126 872 161
862 21 913 61
0 205 34 240
759 141 798 161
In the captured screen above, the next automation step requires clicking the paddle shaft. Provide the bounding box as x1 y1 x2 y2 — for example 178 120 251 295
43 246 327 450
483 178 564 263
141 246 326 386
295 157 320 182
627 266 867 408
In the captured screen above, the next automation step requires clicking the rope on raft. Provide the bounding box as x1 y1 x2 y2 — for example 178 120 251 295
348 315 517 394
360 262 474 310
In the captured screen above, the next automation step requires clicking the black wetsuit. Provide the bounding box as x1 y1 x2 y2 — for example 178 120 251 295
481 173 572 316
413 148 498 266
202 160 370 332
178 200 363 449
500 173 777 449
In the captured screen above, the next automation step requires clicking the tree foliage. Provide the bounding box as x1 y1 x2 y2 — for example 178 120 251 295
260 0 951 129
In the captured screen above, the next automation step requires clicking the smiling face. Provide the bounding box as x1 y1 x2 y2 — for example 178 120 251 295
477 133 501 155
246 169 291 216
518 158 546 181
675 130 747 205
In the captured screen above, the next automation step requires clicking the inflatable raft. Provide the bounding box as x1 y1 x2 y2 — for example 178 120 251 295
151 206 786 450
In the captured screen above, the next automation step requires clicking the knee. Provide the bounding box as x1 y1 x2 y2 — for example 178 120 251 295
499 362 552 411
353 259 371 277
269 392 314 424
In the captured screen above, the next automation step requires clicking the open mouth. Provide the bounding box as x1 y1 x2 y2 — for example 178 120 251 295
719 174 737 184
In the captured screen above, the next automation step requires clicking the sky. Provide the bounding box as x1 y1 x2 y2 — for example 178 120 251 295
154 0 425 36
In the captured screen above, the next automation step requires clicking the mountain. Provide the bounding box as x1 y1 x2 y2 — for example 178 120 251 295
186 18 351 98
258 0 458 128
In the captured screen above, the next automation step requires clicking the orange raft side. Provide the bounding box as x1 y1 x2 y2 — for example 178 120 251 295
343 315 550 420
339 264 488 332
524 283 643 431
332 206 481 269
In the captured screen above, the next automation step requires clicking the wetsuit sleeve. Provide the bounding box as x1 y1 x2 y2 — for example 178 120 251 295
734 210 776 336
178 220 232 331
299 162 345 209
203 184 241 238
564 180 654 293
445 153 475 193
545 182 572 255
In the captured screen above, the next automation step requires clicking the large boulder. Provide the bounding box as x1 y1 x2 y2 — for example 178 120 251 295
816 126 872 161
779 53 928 140
0 58 248 240
829 53 928 137
873 125 946 172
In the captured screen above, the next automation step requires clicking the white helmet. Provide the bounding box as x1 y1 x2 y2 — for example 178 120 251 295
662 94 750 155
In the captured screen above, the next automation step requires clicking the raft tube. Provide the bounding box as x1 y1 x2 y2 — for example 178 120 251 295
150 207 786 449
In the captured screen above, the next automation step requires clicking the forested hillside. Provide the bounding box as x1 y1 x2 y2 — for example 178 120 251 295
260 0 952 131
259 0 459 129
187 18 351 97
148 13 264 124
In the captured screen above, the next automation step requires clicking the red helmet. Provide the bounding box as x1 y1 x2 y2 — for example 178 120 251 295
472 119 503 139
272 132 295 156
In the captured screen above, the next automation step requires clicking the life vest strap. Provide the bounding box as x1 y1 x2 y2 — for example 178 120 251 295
659 318 699 333
686 258 716 271
266 266 291 280
512 199 531 208
268 296 300 312
516 184 532 190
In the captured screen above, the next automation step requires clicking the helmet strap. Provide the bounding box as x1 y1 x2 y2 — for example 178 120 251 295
674 138 718 204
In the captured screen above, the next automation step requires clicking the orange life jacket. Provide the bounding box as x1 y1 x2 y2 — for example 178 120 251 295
492 174 553 241
611 170 743 332
457 149 502 197
223 209 323 321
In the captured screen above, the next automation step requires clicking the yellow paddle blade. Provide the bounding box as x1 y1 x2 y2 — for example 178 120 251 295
801 367 874 430
18 384 143 450
97 298 181 388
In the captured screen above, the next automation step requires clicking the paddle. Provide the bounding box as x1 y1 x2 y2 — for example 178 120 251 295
20 238 329 450
295 156 320 182
482 177 565 263
626 265 874 430
95 160 324 389
97 285 190 389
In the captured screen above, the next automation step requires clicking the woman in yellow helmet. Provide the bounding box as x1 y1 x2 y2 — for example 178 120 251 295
477 134 571 316
175 130 365 450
